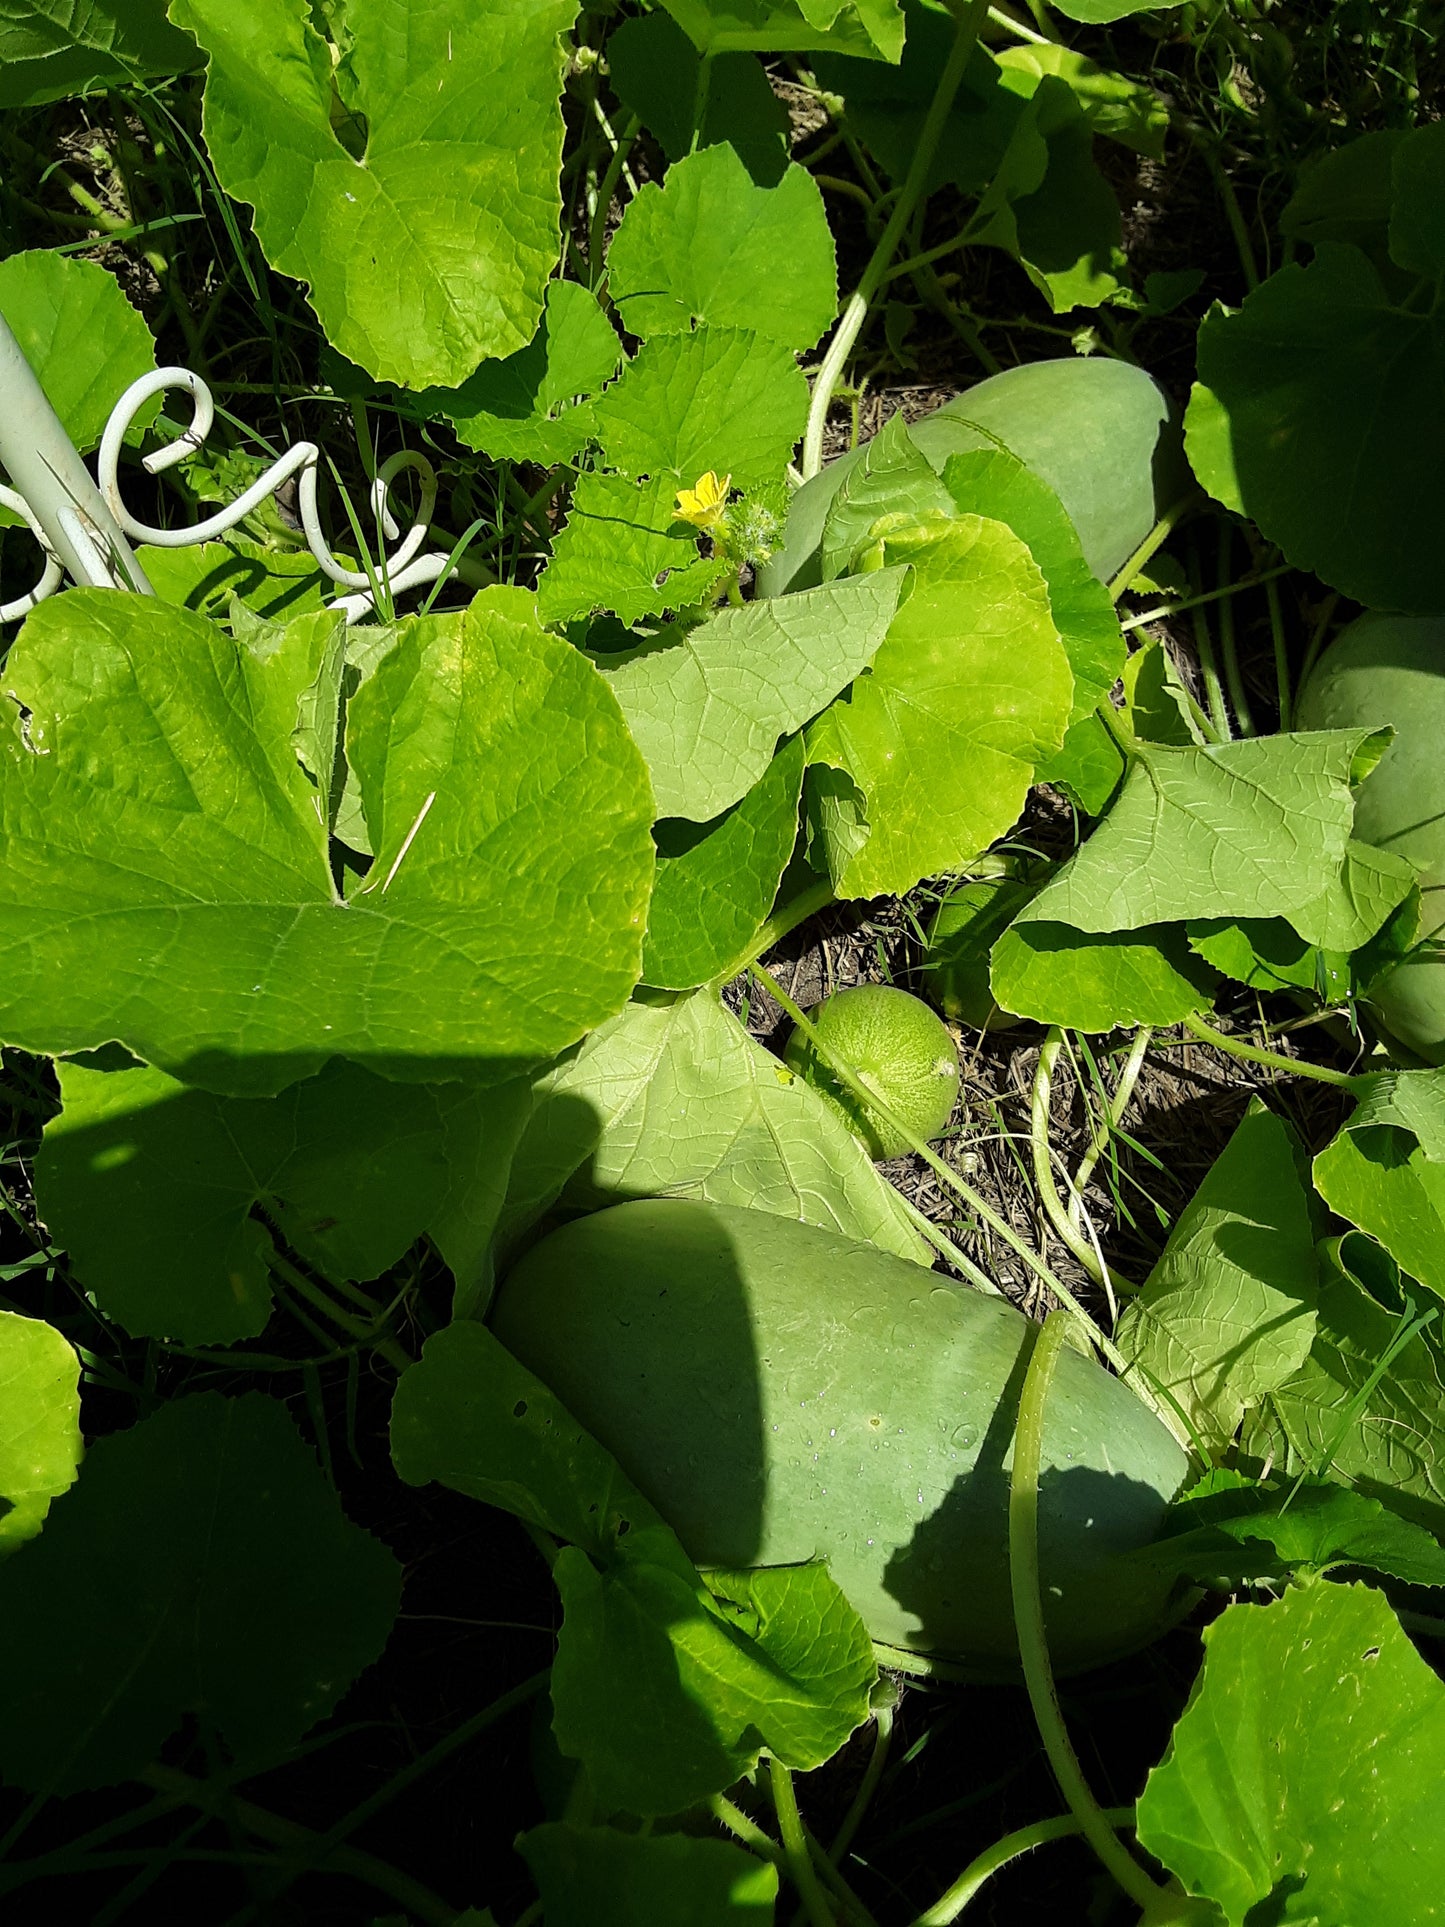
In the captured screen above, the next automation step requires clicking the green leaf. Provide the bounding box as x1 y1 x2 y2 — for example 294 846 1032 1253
1389 119 1445 280
1137 1582 1445 1926
1000 729 1382 943
940 448 1124 724
140 538 347 624
602 571 906 821
819 415 955 581
553 1550 874 1815
814 29 1022 199
0 0 199 105
608 146 836 350
990 920 1221 1032
806 516 1072 898
1048 0 1184 19
1240 1250 1445 1539
0 589 655 1095
643 736 805 990
517 1824 778 1924
0 1310 81 1556
1188 917 1344 998
0 1392 400 1792
409 281 622 464
537 473 731 626
970 77 1125 313
1115 1106 1320 1451
34 1057 527 1344
607 14 790 184
1314 1070 1445 1301
1195 230 1445 613
492 991 932 1266
172 0 577 387
1281 131 1402 256
592 328 808 487
1152 1474 1445 1591
0 251 157 454
659 0 903 60
391 1322 875 1817
995 43 1167 159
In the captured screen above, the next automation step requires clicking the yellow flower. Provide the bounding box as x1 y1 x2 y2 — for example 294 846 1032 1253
673 470 732 531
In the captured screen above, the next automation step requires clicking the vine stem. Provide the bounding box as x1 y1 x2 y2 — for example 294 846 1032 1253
801 0 991 477
1069 1026 1152 1229
1029 1030 1119 1304
1180 1013 1366 1091
770 1757 837 1927
1008 1315 1204 1926
1106 496 1196 602
746 964 1198 1452
910 1806 1136 1924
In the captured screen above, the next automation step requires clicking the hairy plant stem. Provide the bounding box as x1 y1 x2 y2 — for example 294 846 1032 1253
268 1252 414 1374
1029 1031 1120 1306
1008 1316 1203 1925
829 1705 894 1863
134 1768 459 1925
1106 496 1196 602
1180 1014 1365 1091
770 1757 837 1927
802 0 991 476
910 1806 1136 1924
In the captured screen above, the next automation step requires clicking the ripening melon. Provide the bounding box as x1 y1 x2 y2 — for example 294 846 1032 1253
492 1199 1193 1677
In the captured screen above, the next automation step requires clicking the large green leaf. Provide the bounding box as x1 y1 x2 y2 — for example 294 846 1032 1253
592 327 809 487
1147 1473 1445 1592
391 1322 876 1817
659 0 903 60
140 538 348 624
601 570 906 821
1194 123 1445 616
411 281 623 465
1115 1106 1320 1451
0 1310 81 1556
0 251 157 453
607 14 790 185
608 146 836 350
537 473 731 626
0 0 199 105
517 1824 777 1924
818 415 955 580
643 736 805 990
995 44 1168 159
1138 1582 1445 1926
991 729 1386 1027
1240 1248 1445 1538
493 992 931 1265
1313 1070 1445 1301
173 0 577 387
806 516 1071 898
941 446 1125 810
34 1057 528 1343
1049 0 1184 18
0 1392 400 1792
970 76 1125 313
0 589 655 1095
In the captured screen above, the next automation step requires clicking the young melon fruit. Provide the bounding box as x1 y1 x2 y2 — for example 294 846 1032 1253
492 1199 1192 1677
783 984 959 1159
758 356 1180 597
1296 613 1445 1061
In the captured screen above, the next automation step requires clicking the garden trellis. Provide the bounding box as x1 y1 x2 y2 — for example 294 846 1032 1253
0 309 458 623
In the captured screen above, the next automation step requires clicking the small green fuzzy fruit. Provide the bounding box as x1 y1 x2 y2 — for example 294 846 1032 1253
923 876 1039 1029
783 984 959 1160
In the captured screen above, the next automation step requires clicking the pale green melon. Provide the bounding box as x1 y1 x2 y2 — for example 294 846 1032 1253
1296 614 1445 1061
493 1199 1192 1677
783 985 959 1159
758 356 1178 596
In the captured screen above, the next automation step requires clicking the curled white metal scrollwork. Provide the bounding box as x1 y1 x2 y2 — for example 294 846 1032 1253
2 364 459 624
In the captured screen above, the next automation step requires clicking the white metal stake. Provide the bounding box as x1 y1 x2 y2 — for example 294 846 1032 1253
0 310 153 596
